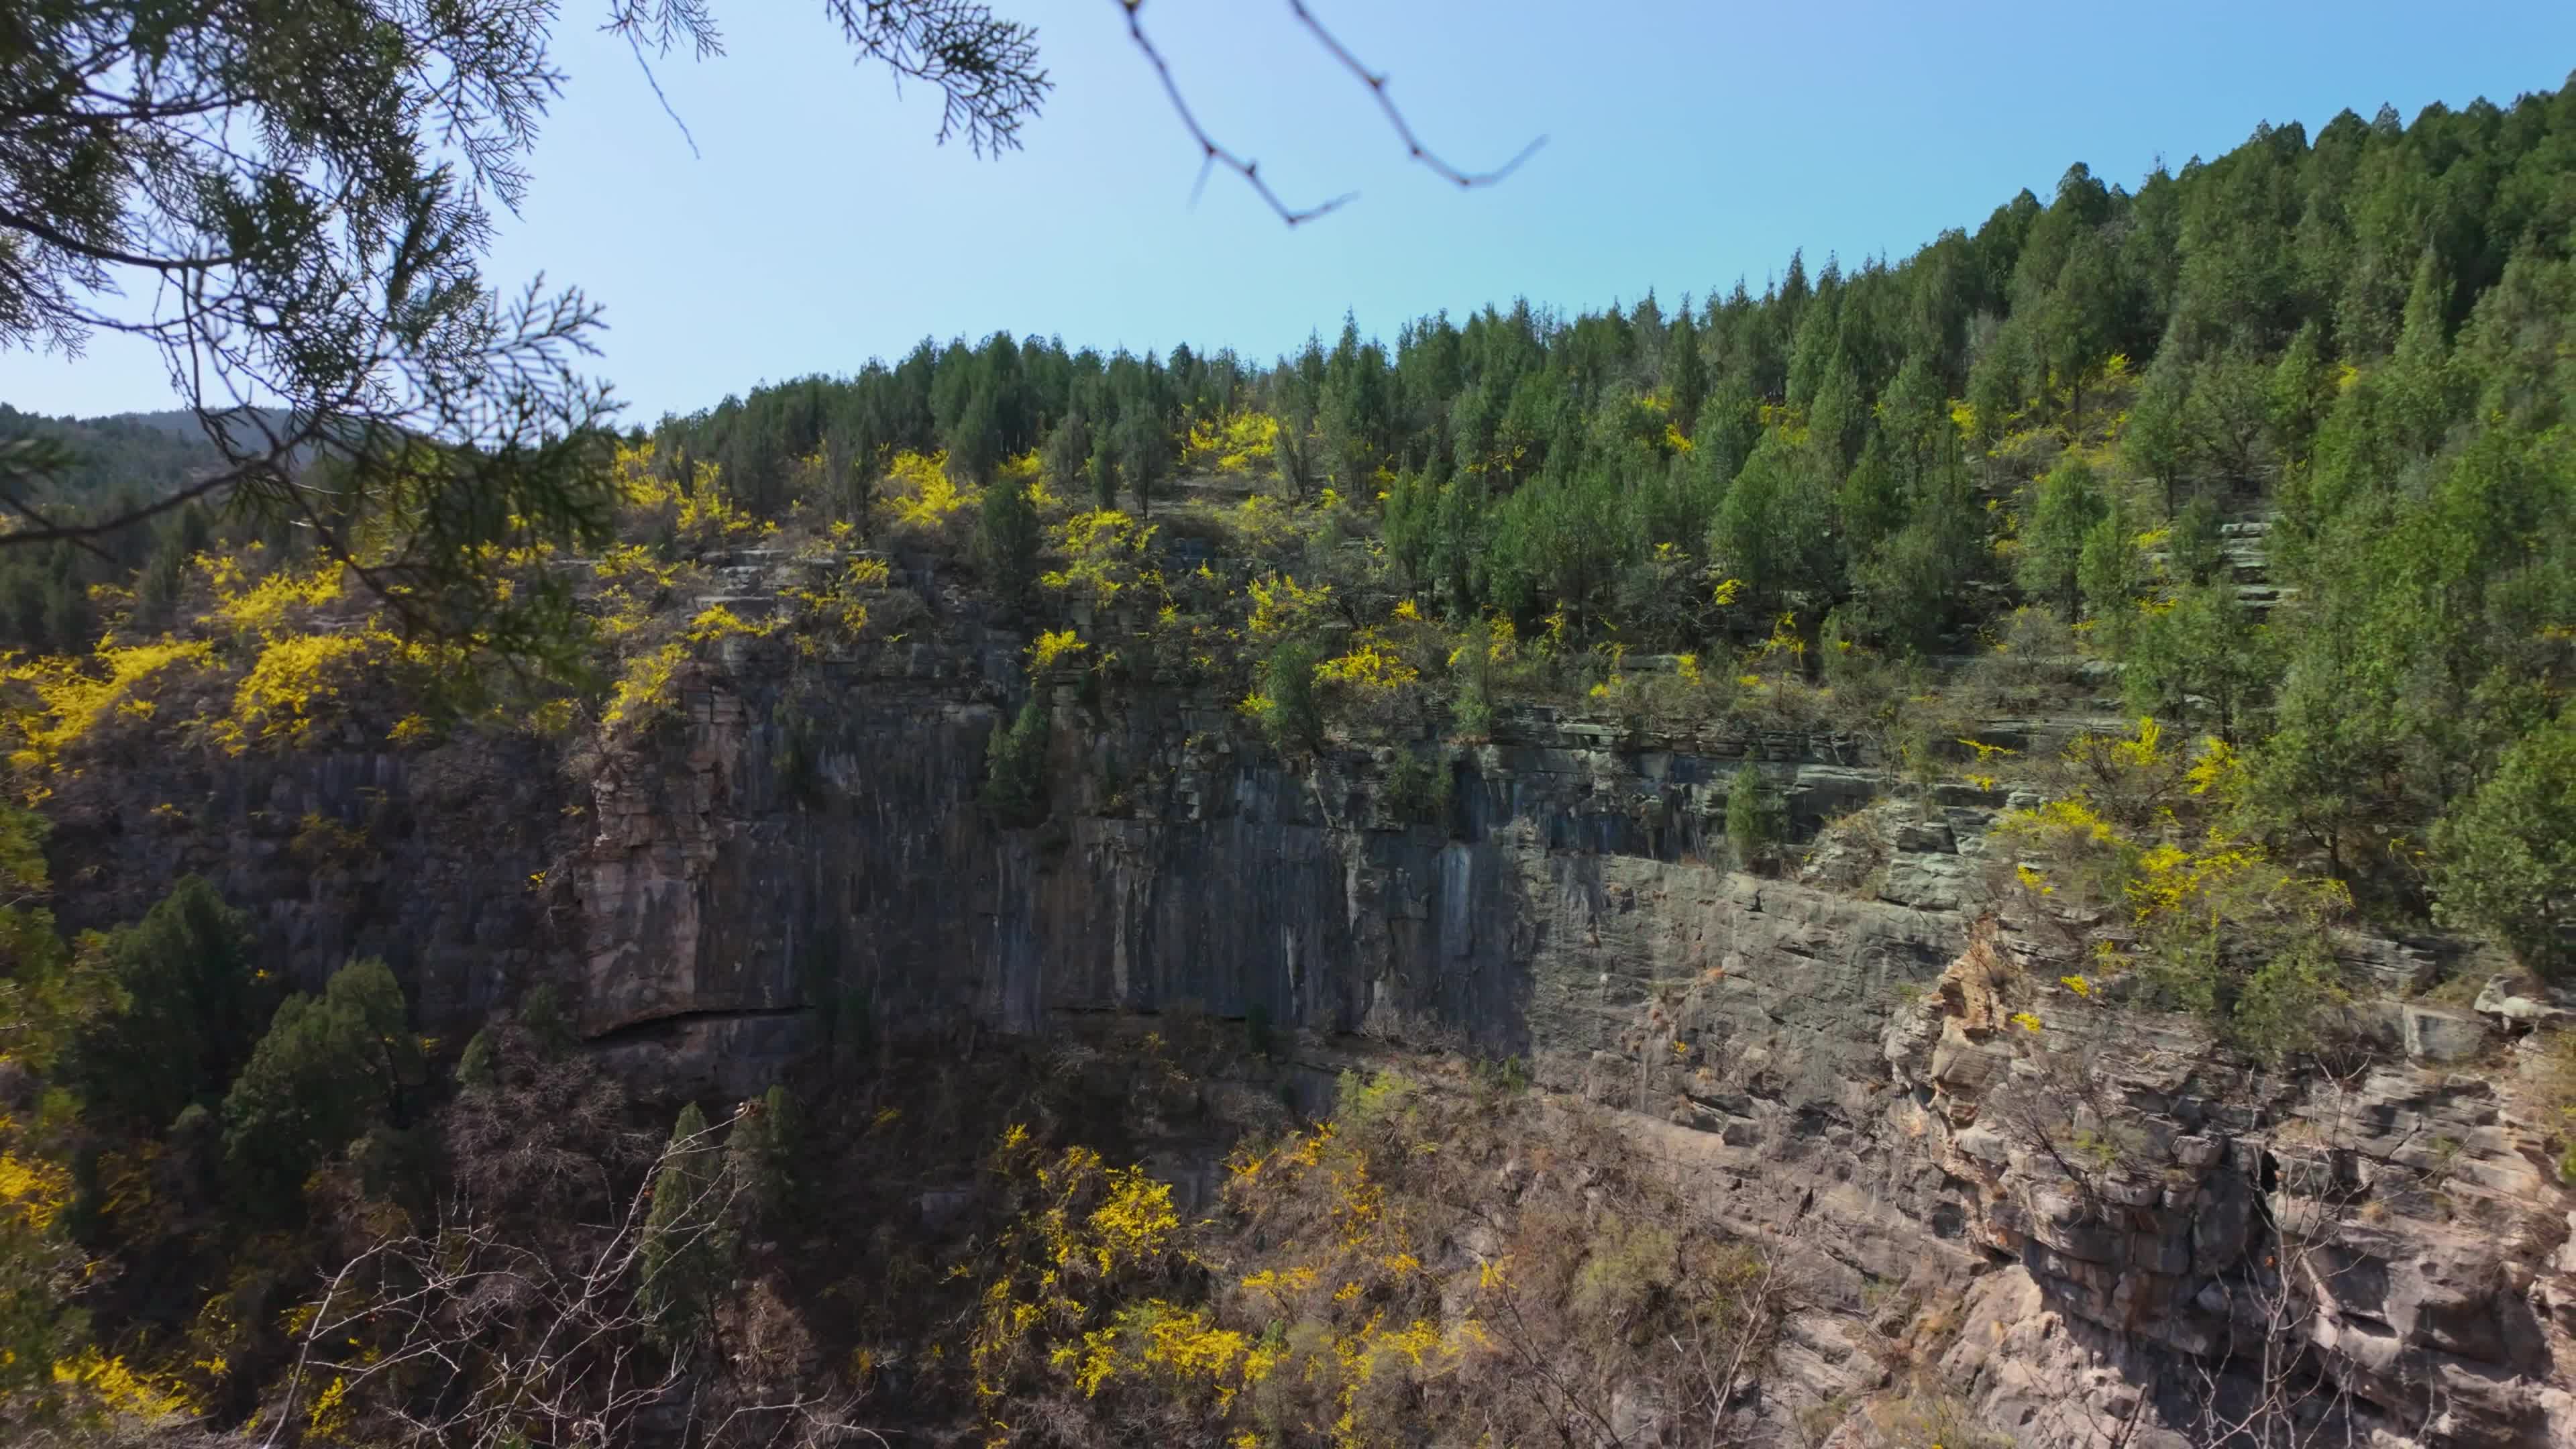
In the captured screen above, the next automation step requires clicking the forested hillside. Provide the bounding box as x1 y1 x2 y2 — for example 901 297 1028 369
0 409 232 656
653 86 2574 969
0 78 2572 1448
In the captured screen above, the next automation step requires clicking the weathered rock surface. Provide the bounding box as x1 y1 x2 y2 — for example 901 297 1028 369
43 574 2576 1446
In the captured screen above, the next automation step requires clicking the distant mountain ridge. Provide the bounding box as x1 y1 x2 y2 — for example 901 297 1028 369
0 403 228 503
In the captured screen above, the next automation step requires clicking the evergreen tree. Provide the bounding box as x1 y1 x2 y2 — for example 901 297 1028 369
1837 433 1905 559
219 959 419 1218
945 384 1005 486
2432 714 2575 978
68 876 266 1132
1709 431 1839 618
2166 494 2229 586
1275 417 1320 500
2188 356 2277 486
977 470 1042 607
1807 352 1867 472
2126 350 2196 515
519 982 577 1059
724 1085 802 1238
1115 410 1169 518
638 1102 732 1349
2267 321 2332 465
1088 442 1118 513
1666 310 1709 438
1254 639 1325 755
455 1028 497 1091
2076 506 2139 641
2124 582 2271 744
2015 456 2108 618
2039 229 2124 417
1852 492 1983 655
1042 412 1092 498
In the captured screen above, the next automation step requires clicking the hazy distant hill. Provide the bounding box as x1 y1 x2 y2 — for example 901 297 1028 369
0 403 227 504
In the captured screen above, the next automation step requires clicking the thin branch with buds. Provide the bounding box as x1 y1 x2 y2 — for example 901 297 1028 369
1120 0 1545 226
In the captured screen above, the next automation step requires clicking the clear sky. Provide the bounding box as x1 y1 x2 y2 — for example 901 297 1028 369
7 1 2573 423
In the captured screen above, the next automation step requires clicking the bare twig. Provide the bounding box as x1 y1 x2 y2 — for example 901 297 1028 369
1119 0 1544 226
1283 1 1548 191
276 1106 870 1449
625 32 706 159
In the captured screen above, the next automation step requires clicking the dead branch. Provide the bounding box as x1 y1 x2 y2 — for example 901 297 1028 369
1119 0 1544 226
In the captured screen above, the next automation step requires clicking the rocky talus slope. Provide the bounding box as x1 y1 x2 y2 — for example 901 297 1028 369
46 546 2576 1446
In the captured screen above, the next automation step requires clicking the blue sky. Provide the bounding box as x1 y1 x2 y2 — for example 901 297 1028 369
7 1 2573 421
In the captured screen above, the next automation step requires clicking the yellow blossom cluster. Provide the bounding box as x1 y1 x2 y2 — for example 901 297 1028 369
1313 631 1419 692
883 449 973 531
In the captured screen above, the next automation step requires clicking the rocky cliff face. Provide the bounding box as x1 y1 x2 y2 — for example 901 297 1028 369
547 605 2573 1444
46 557 2576 1446
46 730 572 1032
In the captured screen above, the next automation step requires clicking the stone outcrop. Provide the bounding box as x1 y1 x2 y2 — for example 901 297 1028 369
1872 924 2576 1445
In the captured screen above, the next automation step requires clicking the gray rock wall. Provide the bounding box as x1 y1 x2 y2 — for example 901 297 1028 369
44 617 2575 1446
549 640 2574 1447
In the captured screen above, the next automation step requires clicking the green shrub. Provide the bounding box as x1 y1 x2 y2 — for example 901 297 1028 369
455 1027 497 1089
976 470 1042 606
1333 1069 1417 1138
1725 762 1784 871
981 698 1052 826
1471 1055 1529 1098
1450 643 1494 740
1383 748 1450 827
1569 1215 1679 1334
1254 639 1324 755
519 981 576 1057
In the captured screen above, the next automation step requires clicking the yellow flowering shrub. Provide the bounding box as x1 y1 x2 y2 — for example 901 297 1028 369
1183 410 1280 475
1028 629 1087 670
956 1127 1186 1436
1040 510 1157 609
1225 493 1308 554
1244 572 1331 639
684 604 776 643
207 557 345 637
0 1140 71 1233
592 542 683 592
1998 719 2351 1057
612 438 763 549
1313 631 1418 691
882 449 974 531
779 554 890 641
48 1347 195 1423
3 639 218 769
602 641 687 736
219 629 399 752
996 449 1054 510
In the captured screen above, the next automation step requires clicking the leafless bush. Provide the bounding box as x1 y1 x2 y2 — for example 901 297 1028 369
271 1044 877 1449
